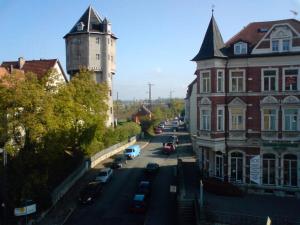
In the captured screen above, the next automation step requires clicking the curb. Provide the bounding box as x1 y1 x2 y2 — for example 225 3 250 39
61 207 75 225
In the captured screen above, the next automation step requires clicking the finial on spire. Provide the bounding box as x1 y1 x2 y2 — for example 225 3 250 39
212 4 215 15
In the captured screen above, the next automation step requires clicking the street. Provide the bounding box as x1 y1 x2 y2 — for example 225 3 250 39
65 127 188 225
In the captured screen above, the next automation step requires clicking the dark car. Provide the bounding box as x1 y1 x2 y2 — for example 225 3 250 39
79 181 103 204
162 142 175 154
129 194 148 213
111 156 127 169
154 127 163 134
136 181 151 197
145 162 159 175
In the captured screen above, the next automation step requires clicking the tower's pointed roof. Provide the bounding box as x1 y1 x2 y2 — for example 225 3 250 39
192 15 226 61
64 6 104 37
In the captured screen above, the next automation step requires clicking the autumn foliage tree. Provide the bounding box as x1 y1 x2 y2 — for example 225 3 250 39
0 69 109 210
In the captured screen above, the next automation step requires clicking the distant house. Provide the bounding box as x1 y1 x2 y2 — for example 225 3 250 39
132 105 152 124
1 57 68 87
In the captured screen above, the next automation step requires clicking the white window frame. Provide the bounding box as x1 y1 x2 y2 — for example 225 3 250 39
282 154 298 187
261 108 278 131
271 40 279 52
282 108 299 131
200 70 211 93
282 39 291 51
282 68 299 91
200 108 211 131
261 68 278 92
229 107 246 130
216 105 225 131
217 69 225 92
229 69 246 92
234 42 247 55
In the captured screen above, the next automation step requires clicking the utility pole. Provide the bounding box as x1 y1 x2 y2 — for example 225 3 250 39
116 92 119 119
148 83 154 109
169 90 174 105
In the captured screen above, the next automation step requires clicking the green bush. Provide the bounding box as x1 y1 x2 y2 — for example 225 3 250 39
102 122 141 148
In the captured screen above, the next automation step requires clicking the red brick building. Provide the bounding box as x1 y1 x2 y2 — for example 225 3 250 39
191 15 300 197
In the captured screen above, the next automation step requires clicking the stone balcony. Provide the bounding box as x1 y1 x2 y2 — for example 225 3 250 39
261 131 278 140
228 130 246 140
282 131 300 141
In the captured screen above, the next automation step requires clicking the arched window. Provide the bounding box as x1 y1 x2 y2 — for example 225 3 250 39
263 154 276 185
283 154 298 186
230 152 243 182
215 151 223 178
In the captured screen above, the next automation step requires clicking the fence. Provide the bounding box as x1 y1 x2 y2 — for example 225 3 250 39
51 136 137 205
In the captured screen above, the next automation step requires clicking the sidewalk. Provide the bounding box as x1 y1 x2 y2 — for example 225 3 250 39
37 140 149 225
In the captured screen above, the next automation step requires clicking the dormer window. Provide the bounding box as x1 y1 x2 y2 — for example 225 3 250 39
77 22 85 31
234 42 247 55
272 40 279 52
283 39 290 51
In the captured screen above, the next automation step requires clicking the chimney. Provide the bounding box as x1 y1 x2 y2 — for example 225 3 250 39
18 57 25 69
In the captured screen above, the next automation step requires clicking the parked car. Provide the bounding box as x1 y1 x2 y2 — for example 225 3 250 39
95 168 113 183
158 123 165 129
136 181 151 197
124 145 141 159
170 135 179 145
111 155 127 169
129 194 148 213
154 127 163 134
162 142 176 154
78 181 103 204
145 162 159 175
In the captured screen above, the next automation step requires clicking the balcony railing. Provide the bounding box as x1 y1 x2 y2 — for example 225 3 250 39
282 131 300 141
198 130 211 138
228 131 246 140
261 131 278 140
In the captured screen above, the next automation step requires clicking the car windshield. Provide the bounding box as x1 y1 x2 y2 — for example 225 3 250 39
126 149 133 153
98 171 107 176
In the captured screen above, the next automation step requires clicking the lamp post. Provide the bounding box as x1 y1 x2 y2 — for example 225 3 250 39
0 148 7 225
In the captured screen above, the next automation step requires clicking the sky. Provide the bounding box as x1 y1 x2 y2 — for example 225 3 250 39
0 0 300 100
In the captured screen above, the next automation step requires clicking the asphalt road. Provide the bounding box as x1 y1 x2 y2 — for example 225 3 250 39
65 126 186 225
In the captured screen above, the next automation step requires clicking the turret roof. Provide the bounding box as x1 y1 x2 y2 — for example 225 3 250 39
192 15 226 61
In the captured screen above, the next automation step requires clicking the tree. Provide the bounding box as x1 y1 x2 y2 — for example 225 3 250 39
0 69 109 211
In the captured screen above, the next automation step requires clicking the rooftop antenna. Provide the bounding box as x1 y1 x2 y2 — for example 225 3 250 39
212 4 215 15
290 9 298 18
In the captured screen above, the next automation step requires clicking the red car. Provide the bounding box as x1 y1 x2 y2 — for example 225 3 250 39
154 127 163 134
129 194 148 213
162 142 176 154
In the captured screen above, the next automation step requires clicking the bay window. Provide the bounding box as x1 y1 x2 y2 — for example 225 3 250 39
200 71 211 93
201 109 210 131
217 70 224 92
